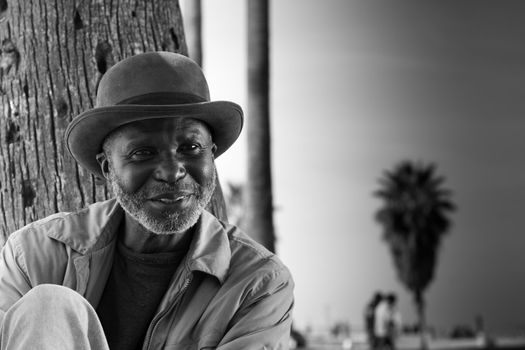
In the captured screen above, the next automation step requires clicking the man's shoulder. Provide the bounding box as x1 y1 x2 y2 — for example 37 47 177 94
8 208 79 247
14 199 115 228
213 217 292 282
8 199 121 253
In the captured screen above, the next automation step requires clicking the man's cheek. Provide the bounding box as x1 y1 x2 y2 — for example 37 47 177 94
117 167 154 193
187 160 215 184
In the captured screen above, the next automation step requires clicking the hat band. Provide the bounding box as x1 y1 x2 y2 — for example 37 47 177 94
116 92 207 105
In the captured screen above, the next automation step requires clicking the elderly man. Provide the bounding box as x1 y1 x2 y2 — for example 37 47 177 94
0 52 294 349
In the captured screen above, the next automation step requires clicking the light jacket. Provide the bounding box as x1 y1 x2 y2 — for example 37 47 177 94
0 199 294 349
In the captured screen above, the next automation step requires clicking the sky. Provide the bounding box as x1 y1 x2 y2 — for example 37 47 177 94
186 0 525 335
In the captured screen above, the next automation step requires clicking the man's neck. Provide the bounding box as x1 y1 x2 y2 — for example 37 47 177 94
120 214 194 254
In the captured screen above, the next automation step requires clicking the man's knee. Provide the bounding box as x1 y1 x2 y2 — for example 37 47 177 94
20 284 81 307
24 284 77 298
6 284 89 320
2 285 108 350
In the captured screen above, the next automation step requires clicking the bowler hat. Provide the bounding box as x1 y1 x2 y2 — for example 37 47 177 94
65 51 243 178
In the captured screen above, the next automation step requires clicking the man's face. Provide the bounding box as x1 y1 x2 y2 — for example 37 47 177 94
100 118 217 234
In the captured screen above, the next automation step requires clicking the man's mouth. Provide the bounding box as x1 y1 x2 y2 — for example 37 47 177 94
149 192 193 204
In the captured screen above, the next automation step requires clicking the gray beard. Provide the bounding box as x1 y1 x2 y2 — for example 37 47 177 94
108 170 216 235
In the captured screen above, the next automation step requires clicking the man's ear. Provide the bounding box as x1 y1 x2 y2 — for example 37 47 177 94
211 143 218 155
96 152 110 179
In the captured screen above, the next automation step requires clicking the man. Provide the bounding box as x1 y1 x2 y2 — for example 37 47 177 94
364 291 383 350
374 293 402 350
0 52 294 349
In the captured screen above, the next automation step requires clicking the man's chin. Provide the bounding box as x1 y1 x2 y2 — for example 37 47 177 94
109 172 215 235
127 206 203 235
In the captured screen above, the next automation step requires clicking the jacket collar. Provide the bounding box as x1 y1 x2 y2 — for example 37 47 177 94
184 210 231 283
45 198 231 284
44 198 123 254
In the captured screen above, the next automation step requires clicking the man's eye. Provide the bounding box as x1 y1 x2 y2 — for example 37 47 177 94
129 149 155 160
179 143 202 154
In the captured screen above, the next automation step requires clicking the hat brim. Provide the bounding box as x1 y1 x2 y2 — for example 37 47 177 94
65 101 243 179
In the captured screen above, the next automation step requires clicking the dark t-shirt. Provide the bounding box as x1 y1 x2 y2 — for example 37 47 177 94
96 241 186 350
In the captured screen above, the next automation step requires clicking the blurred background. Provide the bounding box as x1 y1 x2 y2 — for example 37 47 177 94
183 0 525 346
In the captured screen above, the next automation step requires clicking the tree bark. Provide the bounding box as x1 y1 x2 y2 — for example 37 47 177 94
0 0 226 242
415 290 429 350
245 0 275 252
181 0 202 67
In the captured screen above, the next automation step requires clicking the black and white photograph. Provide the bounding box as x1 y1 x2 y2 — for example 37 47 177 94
0 1 524 349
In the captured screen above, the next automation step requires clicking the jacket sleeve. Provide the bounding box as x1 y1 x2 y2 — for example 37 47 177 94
0 232 32 325
216 265 295 350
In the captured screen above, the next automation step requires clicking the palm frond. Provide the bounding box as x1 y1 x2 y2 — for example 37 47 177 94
374 160 456 294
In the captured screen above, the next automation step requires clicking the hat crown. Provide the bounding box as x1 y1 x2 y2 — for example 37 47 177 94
96 52 210 107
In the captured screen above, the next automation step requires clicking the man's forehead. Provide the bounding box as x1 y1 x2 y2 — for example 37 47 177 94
113 117 212 137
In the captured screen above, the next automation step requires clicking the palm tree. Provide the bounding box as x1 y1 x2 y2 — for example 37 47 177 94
245 0 276 252
374 160 456 349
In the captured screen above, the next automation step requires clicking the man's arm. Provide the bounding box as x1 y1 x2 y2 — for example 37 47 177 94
0 233 32 325
217 266 294 350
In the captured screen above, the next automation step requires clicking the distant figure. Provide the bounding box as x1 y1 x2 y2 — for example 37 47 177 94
474 314 494 348
364 291 383 349
375 293 402 350
290 325 307 348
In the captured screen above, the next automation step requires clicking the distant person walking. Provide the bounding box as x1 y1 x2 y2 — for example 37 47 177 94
375 293 402 350
364 291 383 349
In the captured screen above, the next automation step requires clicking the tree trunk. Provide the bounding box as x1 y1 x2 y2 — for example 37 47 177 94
180 0 227 222
0 0 226 242
245 0 275 252
206 173 228 222
181 0 202 67
415 290 429 350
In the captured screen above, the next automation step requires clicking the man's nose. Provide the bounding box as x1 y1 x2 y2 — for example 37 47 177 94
153 155 186 183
